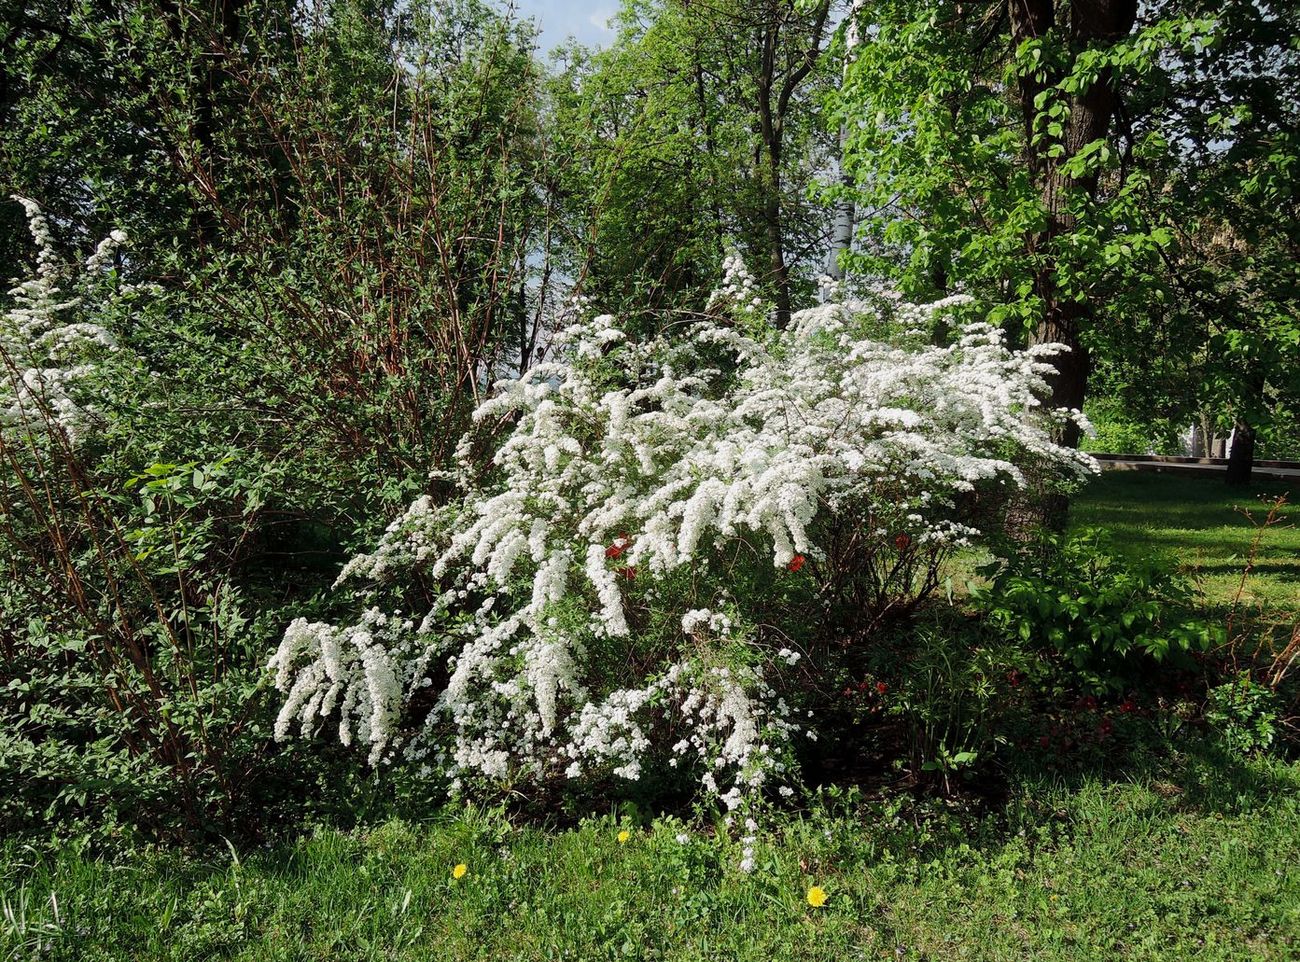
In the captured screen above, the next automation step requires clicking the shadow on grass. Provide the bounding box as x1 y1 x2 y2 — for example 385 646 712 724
1007 733 1299 817
1186 561 1300 581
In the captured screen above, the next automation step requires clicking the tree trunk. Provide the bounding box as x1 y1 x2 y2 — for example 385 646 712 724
756 25 792 328
1011 0 1136 443
765 185 793 327
1226 370 1267 484
1005 0 1136 532
1225 417 1256 485
826 124 855 283
754 0 829 328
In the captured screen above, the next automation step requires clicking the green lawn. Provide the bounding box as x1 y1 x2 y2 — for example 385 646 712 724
4 751 1299 962
1073 471 1300 610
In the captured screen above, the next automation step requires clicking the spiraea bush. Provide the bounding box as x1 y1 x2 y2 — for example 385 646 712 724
269 260 1096 811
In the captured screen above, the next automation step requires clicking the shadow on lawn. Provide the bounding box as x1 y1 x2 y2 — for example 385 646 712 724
1187 561 1300 582
1011 735 1299 816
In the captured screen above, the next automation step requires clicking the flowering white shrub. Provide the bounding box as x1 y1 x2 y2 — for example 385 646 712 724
269 273 1094 805
1 197 126 444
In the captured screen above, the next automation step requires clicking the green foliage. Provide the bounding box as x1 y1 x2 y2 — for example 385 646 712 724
0 447 372 844
1079 397 1185 456
1206 673 1280 757
1 0 552 845
547 0 835 319
833 0 1300 456
848 616 1020 792
971 530 1222 691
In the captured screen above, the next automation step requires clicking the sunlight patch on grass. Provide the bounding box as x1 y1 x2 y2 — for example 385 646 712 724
1073 472 1299 611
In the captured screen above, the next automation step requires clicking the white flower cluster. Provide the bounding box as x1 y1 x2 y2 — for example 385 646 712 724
269 609 409 765
706 251 764 316
1 197 125 444
269 270 1094 803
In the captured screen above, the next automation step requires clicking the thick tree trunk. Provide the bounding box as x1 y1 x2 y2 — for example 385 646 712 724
1005 0 1136 532
1225 417 1256 485
1010 0 1136 433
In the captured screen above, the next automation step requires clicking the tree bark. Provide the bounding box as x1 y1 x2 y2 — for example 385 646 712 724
1225 368 1265 485
826 124 855 283
1010 0 1136 447
1225 416 1256 485
754 0 830 328
1005 0 1137 530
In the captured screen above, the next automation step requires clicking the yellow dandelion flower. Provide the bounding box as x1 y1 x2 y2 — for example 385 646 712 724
452 863 468 879
806 885 828 908
617 830 631 844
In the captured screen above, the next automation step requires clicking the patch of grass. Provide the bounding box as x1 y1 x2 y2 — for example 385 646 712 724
1072 471 1299 610
4 753 1298 962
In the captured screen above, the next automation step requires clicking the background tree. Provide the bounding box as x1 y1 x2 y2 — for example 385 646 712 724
831 0 1298 482
0 0 557 840
550 0 837 324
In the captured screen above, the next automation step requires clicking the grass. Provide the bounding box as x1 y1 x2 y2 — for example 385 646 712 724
1072 471 1299 610
4 749 1299 962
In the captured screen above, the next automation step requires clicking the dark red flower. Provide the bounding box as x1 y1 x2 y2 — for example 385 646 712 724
1097 719 1114 737
1119 699 1136 714
1007 670 1025 688
842 686 854 698
1039 735 1051 749
1076 695 1098 711
875 681 889 695
787 554 806 573
894 533 911 552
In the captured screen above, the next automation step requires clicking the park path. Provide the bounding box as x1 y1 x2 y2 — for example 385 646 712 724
1093 453 1300 482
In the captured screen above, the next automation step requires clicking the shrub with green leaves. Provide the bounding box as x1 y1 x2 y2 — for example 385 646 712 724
0 202 370 844
970 529 1222 692
1206 673 1280 757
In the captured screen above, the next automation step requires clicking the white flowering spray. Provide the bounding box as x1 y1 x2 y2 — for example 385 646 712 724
1 197 126 444
269 269 1094 806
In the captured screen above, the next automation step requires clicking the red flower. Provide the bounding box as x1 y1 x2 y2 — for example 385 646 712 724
1039 735 1051 749
894 533 911 552
1097 719 1114 737
787 554 806 573
875 681 889 695
605 543 624 559
1119 699 1136 714
842 686 855 698
1007 670 1025 688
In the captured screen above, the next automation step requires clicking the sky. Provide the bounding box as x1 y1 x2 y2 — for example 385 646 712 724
511 0 618 54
